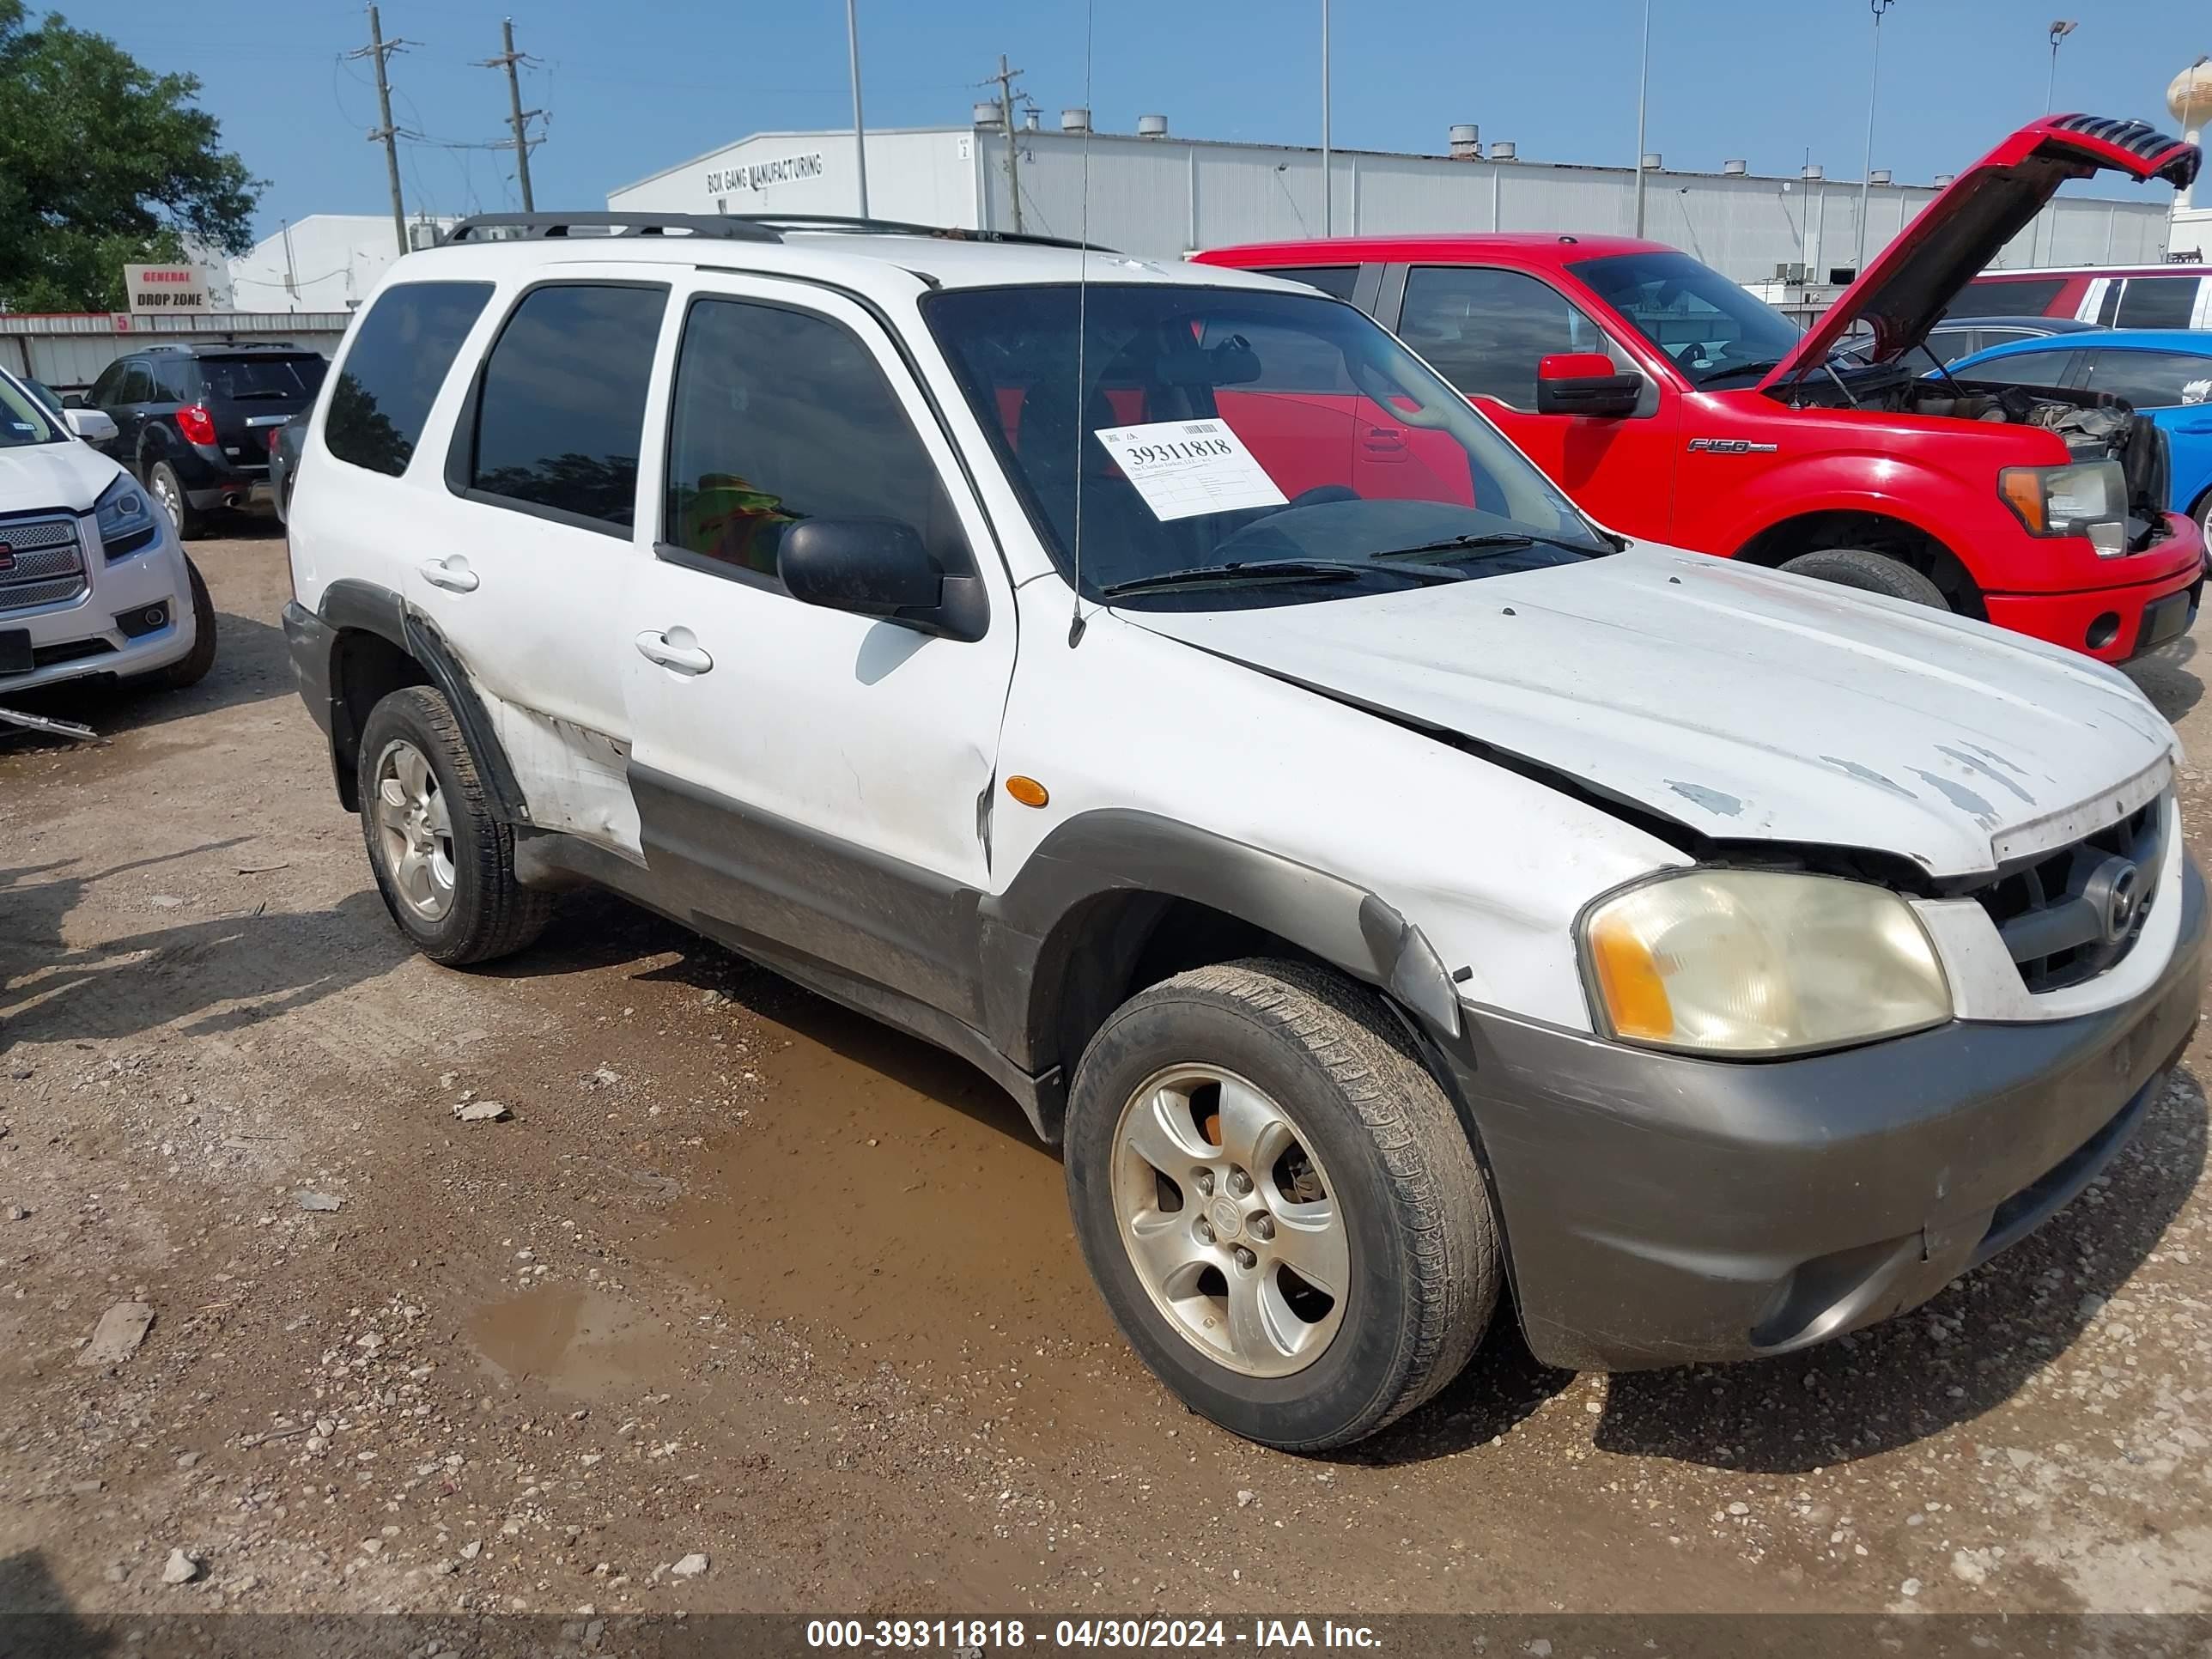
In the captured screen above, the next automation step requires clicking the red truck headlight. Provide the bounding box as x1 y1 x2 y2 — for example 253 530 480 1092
1998 461 2128 555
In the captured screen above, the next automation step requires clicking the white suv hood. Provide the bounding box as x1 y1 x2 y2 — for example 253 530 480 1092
1128 545 2178 879
0 441 123 513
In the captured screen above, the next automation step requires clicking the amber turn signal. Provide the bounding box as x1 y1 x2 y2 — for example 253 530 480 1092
1006 775 1049 808
1585 914 1674 1042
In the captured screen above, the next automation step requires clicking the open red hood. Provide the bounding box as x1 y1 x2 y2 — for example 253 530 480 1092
1759 115 2200 391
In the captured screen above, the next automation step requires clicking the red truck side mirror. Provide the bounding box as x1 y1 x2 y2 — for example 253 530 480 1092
1535 353 1642 419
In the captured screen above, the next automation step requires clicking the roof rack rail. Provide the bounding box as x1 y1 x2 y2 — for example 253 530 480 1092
440 212 784 246
738 214 1115 253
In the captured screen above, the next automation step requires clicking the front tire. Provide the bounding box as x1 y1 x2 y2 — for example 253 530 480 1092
1064 959 1499 1450
356 686 553 966
1778 546 1950 609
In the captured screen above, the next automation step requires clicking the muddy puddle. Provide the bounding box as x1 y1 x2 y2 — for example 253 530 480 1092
465 1283 682 1395
653 988 1110 1360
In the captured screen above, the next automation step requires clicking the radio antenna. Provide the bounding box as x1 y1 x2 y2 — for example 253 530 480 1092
1066 0 1096 647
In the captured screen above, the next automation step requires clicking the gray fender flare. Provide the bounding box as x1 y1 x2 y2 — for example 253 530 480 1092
317 578 531 823
976 809 1463 1096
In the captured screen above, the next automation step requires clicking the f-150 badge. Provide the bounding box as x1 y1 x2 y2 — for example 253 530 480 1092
1687 437 1779 453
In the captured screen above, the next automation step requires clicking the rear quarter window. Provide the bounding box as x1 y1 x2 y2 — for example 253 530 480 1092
325 281 495 477
1253 265 1360 301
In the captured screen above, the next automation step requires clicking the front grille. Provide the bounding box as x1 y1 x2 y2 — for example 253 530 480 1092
0 513 88 614
1972 793 2167 992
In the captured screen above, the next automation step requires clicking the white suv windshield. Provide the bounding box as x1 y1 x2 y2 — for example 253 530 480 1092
927 284 1609 607
0 372 63 448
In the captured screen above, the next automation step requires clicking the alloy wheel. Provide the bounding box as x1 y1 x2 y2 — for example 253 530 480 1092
1109 1064 1349 1377
372 738 456 922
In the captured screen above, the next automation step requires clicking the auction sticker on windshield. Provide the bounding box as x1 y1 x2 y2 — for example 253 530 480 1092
1092 419 1287 522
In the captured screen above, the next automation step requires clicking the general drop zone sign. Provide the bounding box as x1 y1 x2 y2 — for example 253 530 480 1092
125 265 214 314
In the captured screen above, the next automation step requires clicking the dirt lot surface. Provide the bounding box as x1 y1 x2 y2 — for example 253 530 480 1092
3 528 2210 1620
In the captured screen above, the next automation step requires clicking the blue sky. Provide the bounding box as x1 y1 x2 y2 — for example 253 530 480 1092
74 0 2212 244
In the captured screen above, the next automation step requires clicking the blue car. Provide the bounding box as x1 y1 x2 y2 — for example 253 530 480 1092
1947 329 2212 536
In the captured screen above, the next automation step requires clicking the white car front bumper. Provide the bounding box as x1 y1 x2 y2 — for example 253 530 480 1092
0 508 198 695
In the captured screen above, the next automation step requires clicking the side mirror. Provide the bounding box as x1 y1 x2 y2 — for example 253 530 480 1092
62 391 88 409
64 407 118 443
779 517 988 641
1534 352 1643 418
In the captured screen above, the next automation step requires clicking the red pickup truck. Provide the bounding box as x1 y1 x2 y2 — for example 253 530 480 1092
1199 115 2206 663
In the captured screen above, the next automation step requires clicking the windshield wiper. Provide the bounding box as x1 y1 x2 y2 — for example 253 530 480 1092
225 389 293 400
1369 531 1605 564
1099 557 1458 598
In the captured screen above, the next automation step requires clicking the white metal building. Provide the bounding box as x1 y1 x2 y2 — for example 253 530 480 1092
608 116 2176 283
225 213 454 315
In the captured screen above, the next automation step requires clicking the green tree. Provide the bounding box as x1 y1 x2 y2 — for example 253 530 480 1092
0 1 258 313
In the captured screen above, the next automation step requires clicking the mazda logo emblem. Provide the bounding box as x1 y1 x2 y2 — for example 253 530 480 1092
2084 855 2143 949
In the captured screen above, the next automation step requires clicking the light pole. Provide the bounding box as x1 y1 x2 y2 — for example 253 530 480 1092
1856 0 1895 273
1632 0 1652 236
2046 19 2077 112
846 0 869 218
1321 0 1332 235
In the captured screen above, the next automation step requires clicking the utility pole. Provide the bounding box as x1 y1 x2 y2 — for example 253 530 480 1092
988 54 1024 234
349 5 410 256
480 17 540 212
846 0 869 218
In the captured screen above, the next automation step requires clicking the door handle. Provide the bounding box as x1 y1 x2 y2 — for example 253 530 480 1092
1362 425 1409 459
635 627 713 676
419 556 479 593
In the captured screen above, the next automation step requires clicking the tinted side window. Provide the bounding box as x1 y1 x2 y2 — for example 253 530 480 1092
327 281 493 477
153 360 196 401
1963 349 2079 390
1255 265 1359 301
2081 349 2212 408
469 284 665 532
2096 283 2124 325
663 298 970 581
88 362 123 404
1399 267 1613 408
118 364 155 404
1948 277 2067 319
2115 276 2198 330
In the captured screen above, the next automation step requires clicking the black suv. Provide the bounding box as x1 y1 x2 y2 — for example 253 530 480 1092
85 343 327 538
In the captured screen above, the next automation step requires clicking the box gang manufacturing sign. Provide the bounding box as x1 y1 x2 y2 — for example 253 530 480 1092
125 264 214 314
703 150 826 198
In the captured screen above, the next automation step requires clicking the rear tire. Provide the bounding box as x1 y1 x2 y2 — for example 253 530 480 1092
1064 958 1499 1450
356 685 553 966
148 461 204 542
1779 546 1950 610
138 556 217 692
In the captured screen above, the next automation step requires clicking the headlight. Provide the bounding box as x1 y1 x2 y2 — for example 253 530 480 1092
94 473 160 560
1999 460 2127 556
1581 869 1951 1057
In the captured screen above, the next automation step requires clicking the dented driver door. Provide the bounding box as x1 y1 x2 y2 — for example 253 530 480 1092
617 274 1016 1025
405 272 673 860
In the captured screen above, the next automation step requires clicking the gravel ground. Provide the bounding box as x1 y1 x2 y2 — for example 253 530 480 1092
1 527 2208 1619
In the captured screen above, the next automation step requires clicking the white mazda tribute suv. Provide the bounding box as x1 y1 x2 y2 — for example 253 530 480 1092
282 214 2203 1449
0 365 216 697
